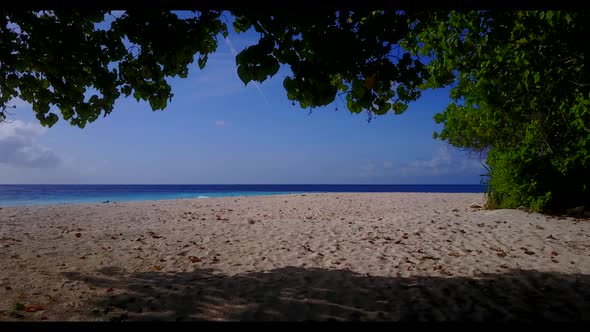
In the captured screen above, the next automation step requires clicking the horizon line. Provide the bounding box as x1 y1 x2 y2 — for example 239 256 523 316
0 183 485 186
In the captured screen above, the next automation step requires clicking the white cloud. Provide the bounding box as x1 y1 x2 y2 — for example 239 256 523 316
359 160 379 178
403 147 453 175
0 120 60 168
461 157 485 173
399 146 483 177
355 146 485 181
7 98 30 109
360 160 376 171
215 120 226 127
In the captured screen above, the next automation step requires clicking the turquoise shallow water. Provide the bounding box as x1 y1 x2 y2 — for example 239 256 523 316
0 188 294 206
0 184 485 207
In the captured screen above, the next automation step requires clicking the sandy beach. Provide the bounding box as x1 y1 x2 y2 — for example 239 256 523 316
0 192 589 321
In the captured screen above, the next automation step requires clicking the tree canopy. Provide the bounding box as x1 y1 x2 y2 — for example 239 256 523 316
406 11 590 211
0 10 429 127
0 10 226 127
1 9 588 212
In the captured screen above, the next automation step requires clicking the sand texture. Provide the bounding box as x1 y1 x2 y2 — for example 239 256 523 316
0 193 589 321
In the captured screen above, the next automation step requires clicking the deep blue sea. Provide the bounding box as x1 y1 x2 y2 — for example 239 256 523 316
0 184 486 207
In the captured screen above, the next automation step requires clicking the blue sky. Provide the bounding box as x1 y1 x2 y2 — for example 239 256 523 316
0 15 485 184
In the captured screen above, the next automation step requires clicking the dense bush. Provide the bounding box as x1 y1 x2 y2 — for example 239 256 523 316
406 11 590 212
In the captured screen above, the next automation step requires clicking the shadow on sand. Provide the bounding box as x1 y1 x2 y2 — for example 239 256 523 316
63 266 590 321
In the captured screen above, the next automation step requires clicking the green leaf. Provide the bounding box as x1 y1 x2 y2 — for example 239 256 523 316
121 85 132 96
347 99 362 114
237 65 252 85
198 55 208 70
233 17 252 33
263 58 280 78
392 102 408 115
374 102 391 115
46 113 59 126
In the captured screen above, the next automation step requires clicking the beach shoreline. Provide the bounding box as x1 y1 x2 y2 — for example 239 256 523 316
1 192 588 321
0 184 486 207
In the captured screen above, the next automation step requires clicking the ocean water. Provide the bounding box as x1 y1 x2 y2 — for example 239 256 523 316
0 184 486 207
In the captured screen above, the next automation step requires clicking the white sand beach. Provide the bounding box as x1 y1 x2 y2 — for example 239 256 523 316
0 193 589 321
